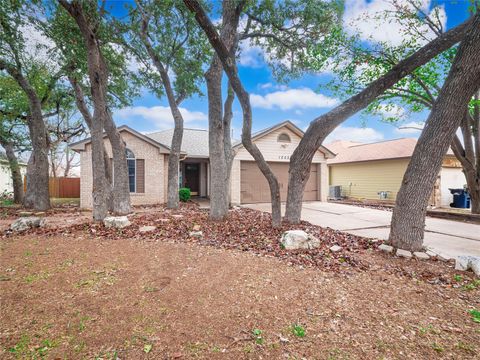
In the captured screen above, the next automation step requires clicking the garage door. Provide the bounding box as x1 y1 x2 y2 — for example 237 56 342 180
240 161 318 203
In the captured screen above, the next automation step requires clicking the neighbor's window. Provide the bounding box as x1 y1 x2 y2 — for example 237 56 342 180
126 148 136 192
277 133 291 143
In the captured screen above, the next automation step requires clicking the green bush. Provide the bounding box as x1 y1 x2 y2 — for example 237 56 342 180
179 188 191 202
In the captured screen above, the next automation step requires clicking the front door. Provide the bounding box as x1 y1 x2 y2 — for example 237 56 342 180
184 163 200 196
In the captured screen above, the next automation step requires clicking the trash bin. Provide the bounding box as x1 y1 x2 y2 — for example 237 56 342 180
449 188 471 208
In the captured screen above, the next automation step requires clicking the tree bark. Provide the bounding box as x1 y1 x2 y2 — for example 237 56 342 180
186 0 282 227
282 15 475 223
202 2 238 220
104 110 131 215
451 111 480 214
389 16 480 251
2 141 24 204
205 58 231 219
60 0 109 220
0 63 51 211
137 12 184 209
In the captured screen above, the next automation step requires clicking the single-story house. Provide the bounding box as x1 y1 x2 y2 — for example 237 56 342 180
71 120 335 209
327 138 467 207
0 152 27 195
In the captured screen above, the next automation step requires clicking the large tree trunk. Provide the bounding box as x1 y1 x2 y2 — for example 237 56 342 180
60 0 110 220
201 1 239 221
104 111 131 215
281 15 475 223
186 0 282 226
68 75 113 208
2 141 24 204
389 17 480 251
0 63 51 211
205 59 231 219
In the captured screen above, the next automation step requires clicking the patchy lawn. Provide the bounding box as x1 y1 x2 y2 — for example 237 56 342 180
1 204 479 359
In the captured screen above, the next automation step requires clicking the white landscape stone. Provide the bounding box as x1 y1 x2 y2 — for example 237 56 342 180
378 244 394 253
330 245 342 253
396 249 412 259
413 252 430 260
280 230 321 250
455 256 480 276
139 225 156 233
10 217 45 232
103 216 131 229
189 231 203 238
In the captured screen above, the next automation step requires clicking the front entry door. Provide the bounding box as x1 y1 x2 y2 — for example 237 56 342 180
184 163 200 195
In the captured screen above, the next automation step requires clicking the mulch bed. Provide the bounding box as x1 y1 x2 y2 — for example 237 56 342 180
5 203 477 286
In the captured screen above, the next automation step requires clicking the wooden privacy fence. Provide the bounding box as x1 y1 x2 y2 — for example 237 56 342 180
24 177 80 198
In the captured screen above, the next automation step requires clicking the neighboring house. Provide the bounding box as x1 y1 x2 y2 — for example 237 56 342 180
327 138 467 207
71 121 335 208
0 152 27 195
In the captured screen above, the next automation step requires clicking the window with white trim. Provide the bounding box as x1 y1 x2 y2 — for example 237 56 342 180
126 148 136 193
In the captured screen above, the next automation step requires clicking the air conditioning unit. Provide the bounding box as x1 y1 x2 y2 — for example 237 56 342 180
329 185 342 200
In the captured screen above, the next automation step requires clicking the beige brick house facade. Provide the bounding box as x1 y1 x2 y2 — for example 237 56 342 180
72 121 334 208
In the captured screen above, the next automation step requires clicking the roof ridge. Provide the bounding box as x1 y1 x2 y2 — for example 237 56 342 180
348 137 413 148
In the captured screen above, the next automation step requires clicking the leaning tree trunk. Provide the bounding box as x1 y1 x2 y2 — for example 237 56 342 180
185 0 282 227
3 141 24 204
138 10 184 209
104 111 131 215
389 17 480 251
281 15 476 224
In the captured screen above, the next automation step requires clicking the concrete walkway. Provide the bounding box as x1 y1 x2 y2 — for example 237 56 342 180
245 202 480 259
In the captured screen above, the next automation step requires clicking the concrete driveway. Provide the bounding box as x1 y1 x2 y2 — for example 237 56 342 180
245 202 480 259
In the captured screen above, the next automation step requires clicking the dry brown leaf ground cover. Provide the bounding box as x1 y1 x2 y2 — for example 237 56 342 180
1 203 479 359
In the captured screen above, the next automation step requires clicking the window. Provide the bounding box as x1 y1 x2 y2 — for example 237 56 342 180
126 148 136 193
277 133 291 143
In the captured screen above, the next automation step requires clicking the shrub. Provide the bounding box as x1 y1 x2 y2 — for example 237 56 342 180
179 188 191 202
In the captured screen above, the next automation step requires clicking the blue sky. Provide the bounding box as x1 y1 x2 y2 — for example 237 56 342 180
110 0 472 144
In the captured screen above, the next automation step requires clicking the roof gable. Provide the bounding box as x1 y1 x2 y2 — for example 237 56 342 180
233 120 335 158
70 125 172 153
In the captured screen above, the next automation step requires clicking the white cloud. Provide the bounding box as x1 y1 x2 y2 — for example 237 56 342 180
376 104 406 119
394 121 424 134
250 88 339 110
238 41 264 68
115 105 207 129
343 0 447 47
326 125 385 143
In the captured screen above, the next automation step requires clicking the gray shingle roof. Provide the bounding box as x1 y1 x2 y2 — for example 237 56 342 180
146 128 209 158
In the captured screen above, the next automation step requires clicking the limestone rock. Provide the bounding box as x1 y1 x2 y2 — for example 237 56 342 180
280 230 320 250
139 225 156 233
10 217 45 232
18 211 33 217
103 216 131 229
379 244 394 253
189 231 203 238
330 245 342 253
455 256 480 276
413 252 430 260
396 249 412 259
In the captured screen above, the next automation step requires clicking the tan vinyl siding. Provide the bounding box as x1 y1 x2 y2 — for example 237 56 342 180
329 158 410 200
234 127 326 163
